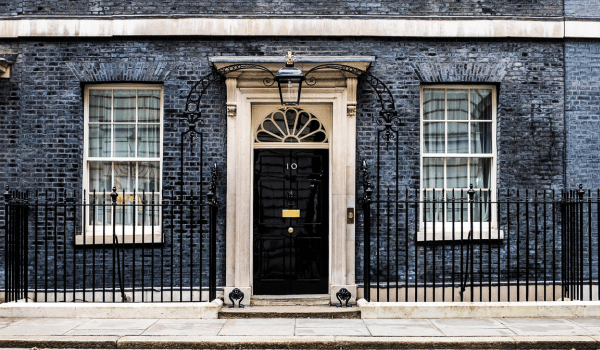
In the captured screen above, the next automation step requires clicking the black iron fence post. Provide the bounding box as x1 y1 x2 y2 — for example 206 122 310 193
361 160 373 302
208 164 218 302
3 186 11 302
577 184 585 299
110 187 126 302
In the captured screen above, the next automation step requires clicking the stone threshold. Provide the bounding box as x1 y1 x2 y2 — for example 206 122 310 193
219 305 360 319
358 298 600 318
0 299 223 319
0 335 598 349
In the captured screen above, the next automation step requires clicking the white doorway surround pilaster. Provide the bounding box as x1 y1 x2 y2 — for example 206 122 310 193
212 56 374 305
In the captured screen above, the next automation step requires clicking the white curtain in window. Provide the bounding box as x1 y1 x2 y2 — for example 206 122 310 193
114 124 136 157
138 162 160 192
137 125 159 157
471 157 491 222
89 90 111 123
113 90 136 122
114 162 135 192
88 161 112 225
470 89 493 154
138 90 160 123
423 158 443 222
88 90 111 157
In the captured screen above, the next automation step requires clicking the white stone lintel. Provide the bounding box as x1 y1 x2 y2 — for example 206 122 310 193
0 18 590 39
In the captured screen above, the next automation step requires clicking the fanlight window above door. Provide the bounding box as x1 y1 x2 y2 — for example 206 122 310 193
255 108 328 143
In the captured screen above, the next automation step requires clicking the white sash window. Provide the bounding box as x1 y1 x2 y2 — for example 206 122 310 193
420 85 499 240
82 85 163 243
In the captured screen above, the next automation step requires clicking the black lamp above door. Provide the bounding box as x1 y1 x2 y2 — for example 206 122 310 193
274 51 305 106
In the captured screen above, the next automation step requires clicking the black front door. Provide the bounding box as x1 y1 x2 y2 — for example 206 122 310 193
253 149 329 295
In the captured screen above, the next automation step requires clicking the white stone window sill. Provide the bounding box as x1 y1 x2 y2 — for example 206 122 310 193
417 227 504 242
76 229 162 245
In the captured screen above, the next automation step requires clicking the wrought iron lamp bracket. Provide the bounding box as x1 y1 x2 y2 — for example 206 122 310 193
184 62 398 142
304 64 399 141
184 64 276 127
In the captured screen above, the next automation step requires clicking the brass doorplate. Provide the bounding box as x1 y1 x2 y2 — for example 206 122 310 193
282 209 300 218
347 208 355 224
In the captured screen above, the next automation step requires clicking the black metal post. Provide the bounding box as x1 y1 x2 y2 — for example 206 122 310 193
3 186 11 302
111 187 126 302
361 160 373 302
578 184 585 300
208 163 218 302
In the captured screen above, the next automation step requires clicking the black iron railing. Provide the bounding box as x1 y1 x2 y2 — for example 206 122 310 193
2 168 219 303
361 179 599 302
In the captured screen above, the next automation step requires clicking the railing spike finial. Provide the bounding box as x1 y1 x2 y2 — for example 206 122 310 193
468 184 475 203
111 186 118 204
3 185 10 202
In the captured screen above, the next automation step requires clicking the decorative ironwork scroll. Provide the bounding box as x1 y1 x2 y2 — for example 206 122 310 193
304 64 399 141
185 64 275 115
228 287 245 308
336 287 352 307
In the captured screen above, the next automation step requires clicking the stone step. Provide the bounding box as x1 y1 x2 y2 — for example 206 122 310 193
250 294 331 306
219 305 361 319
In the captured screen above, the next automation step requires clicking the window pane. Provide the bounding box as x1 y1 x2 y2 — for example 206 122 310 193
424 190 444 222
423 158 444 188
447 122 468 153
89 90 111 123
88 124 111 157
113 90 136 122
473 190 491 222
138 90 160 123
115 193 134 226
446 158 468 188
138 162 160 192
137 194 160 226
423 89 445 120
89 194 111 226
470 157 491 189
447 89 468 120
446 191 468 223
138 124 159 158
114 162 135 192
423 122 445 153
89 161 112 192
471 122 492 154
114 124 136 157
470 89 492 120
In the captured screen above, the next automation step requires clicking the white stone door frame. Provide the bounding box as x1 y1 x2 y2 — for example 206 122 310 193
215 56 373 305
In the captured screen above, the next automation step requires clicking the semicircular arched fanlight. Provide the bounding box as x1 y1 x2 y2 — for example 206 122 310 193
255 108 328 144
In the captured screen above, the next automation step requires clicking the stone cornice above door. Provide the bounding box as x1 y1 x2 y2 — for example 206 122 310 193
211 56 374 86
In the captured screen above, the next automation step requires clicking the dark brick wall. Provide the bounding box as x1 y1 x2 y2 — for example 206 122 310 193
1 0 563 17
0 37 566 290
565 0 600 18
354 39 565 283
566 40 600 190
0 49 20 286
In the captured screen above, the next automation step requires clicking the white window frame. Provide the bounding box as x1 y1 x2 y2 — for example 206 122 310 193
419 85 501 241
80 84 163 245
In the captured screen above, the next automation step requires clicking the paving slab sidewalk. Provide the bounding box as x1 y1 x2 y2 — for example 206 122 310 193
0 317 599 349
